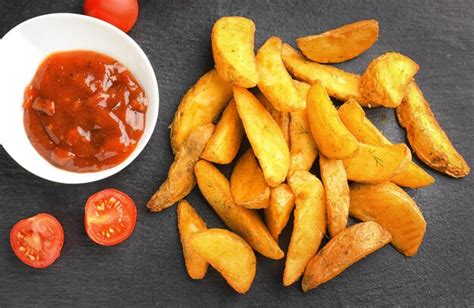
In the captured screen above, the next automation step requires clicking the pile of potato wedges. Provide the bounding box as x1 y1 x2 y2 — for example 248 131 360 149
147 17 470 294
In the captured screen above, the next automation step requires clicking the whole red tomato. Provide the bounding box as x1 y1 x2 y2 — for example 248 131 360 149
83 0 139 33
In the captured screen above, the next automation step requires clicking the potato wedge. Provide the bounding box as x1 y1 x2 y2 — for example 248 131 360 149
307 82 359 159
170 69 232 153
397 81 470 177
256 91 290 145
177 200 208 279
188 229 256 294
264 184 295 240
297 20 379 63
338 99 434 188
233 86 290 187
288 81 318 175
211 16 259 88
284 170 326 286
319 155 349 238
302 221 391 291
194 160 284 259
201 100 244 164
230 149 271 209
361 52 419 107
343 143 411 184
147 124 215 212
350 182 426 256
281 43 375 107
257 36 306 112
338 99 388 145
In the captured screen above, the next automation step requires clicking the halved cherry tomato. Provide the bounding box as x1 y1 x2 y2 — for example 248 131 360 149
83 0 139 33
10 213 64 268
84 189 137 246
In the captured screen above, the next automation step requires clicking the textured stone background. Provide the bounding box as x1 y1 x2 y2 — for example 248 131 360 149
0 0 473 306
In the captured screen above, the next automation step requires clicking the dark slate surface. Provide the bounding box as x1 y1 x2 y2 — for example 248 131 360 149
0 0 473 306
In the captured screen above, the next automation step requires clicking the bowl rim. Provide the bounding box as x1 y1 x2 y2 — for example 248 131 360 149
0 13 159 184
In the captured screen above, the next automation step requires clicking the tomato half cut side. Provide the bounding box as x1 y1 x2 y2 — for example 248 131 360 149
84 189 137 246
10 213 64 269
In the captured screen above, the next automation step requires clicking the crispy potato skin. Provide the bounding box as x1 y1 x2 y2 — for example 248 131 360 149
264 183 295 240
194 160 284 259
189 229 256 294
147 125 215 212
201 100 244 164
256 91 290 145
302 221 391 292
257 36 306 112
343 143 411 184
397 82 470 177
170 69 232 153
288 81 318 175
297 20 379 63
361 52 419 107
319 155 350 238
339 99 434 188
281 44 376 107
177 200 208 279
307 82 359 159
349 183 426 256
284 170 326 286
234 87 290 187
211 16 259 88
230 149 271 209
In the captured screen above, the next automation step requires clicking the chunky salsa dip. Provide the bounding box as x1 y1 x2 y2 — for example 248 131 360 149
23 50 148 172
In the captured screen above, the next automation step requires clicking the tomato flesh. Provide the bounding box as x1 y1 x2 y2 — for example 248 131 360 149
10 213 64 268
85 189 137 246
83 0 139 32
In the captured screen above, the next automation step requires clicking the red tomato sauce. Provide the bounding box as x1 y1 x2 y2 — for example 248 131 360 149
23 50 148 172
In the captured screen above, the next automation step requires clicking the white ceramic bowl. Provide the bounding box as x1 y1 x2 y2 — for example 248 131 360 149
0 13 159 184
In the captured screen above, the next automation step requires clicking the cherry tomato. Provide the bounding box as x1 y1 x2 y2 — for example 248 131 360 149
83 0 139 33
10 213 64 269
84 189 137 246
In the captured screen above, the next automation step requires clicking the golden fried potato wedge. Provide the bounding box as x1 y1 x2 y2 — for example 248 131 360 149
201 100 244 164
264 184 295 240
350 182 426 256
256 91 290 145
338 99 434 188
147 124 215 212
293 79 311 98
234 87 290 187
338 99 388 145
297 20 379 63
319 155 349 237
397 81 470 177
170 69 232 153
284 170 326 286
189 229 256 294
288 111 318 174
194 160 284 259
281 44 375 107
288 81 318 175
361 52 419 107
257 36 306 112
230 149 271 209
343 143 411 184
302 221 391 291
211 16 259 88
177 200 208 279
307 82 359 159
